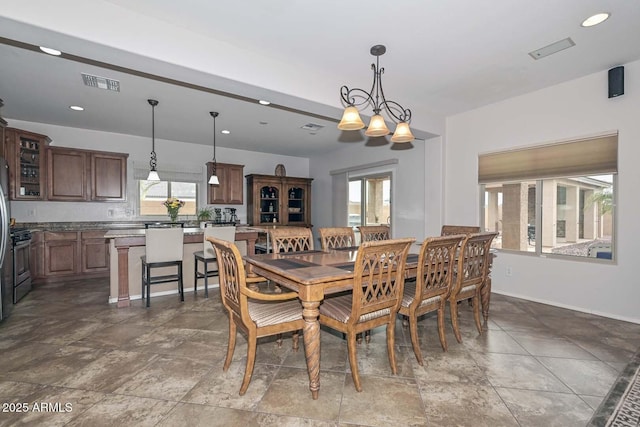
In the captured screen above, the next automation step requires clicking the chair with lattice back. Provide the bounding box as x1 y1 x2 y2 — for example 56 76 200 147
208 236 304 396
319 237 414 392
357 225 390 243
399 234 466 365
319 227 356 250
448 232 498 343
269 227 314 253
440 225 480 236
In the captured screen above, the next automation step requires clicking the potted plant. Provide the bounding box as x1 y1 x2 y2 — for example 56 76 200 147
197 206 213 228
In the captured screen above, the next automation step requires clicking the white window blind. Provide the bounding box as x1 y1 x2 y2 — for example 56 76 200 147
133 161 203 183
478 133 618 183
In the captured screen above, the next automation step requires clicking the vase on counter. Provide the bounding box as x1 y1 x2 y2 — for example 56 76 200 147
163 198 185 223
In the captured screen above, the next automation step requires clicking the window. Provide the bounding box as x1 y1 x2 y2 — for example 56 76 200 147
139 180 197 216
479 133 617 260
348 174 391 227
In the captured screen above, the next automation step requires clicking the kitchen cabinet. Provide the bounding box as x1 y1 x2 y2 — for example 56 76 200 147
91 152 127 201
47 147 88 201
4 128 51 200
246 174 313 227
44 231 79 277
207 162 244 204
47 147 128 201
81 230 110 273
35 229 109 283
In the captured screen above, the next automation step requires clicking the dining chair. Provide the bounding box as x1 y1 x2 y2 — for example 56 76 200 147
269 226 314 252
193 225 236 298
448 231 498 343
141 227 184 308
399 234 466 365
318 226 356 250
440 225 480 236
357 225 390 242
319 237 414 392
208 236 304 396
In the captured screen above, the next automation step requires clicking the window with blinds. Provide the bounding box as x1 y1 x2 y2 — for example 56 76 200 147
479 132 617 261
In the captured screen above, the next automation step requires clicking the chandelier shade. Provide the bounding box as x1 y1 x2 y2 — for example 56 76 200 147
338 44 414 143
147 99 160 181
364 114 390 137
390 121 415 143
209 111 219 185
337 106 365 130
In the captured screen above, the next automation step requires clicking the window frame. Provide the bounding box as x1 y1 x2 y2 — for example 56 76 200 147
480 174 617 263
138 179 199 217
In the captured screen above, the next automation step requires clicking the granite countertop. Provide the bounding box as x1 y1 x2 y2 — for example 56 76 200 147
104 226 265 239
17 221 254 232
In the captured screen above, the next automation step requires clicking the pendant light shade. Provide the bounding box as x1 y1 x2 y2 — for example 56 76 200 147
209 111 219 185
337 105 365 130
147 99 160 181
147 170 160 181
390 122 415 143
364 114 390 137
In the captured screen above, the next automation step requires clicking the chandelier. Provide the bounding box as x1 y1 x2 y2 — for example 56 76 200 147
338 44 414 143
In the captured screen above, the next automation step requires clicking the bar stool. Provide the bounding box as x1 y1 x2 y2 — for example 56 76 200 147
194 225 236 297
141 226 185 307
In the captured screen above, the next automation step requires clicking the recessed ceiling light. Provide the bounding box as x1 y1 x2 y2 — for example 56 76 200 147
581 13 610 27
69 105 84 111
258 100 271 105
39 46 62 56
221 129 231 134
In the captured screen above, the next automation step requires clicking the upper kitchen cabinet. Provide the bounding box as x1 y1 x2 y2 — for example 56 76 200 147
246 174 312 227
47 147 89 201
4 128 51 200
47 147 128 202
91 152 127 201
207 162 244 204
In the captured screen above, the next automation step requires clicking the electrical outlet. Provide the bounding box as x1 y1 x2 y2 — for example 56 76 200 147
28 208 36 217
107 209 114 217
505 266 513 277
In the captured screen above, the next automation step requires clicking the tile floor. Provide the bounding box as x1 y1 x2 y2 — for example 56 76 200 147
1 278 640 426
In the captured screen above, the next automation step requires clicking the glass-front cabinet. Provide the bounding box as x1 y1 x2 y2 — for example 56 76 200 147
5 128 50 200
286 185 306 225
259 184 280 224
246 174 312 226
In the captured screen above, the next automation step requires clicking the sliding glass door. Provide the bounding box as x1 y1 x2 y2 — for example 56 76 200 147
348 173 391 227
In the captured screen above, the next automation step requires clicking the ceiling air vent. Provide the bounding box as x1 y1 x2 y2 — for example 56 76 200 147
300 123 324 131
528 37 575 60
81 73 120 92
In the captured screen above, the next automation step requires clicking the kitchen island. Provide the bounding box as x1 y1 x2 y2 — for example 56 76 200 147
105 227 263 307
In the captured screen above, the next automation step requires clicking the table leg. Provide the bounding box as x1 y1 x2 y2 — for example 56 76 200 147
116 246 131 308
301 300 321 399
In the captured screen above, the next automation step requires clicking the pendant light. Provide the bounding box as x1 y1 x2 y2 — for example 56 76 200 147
146 99 160 181
208 111 220 185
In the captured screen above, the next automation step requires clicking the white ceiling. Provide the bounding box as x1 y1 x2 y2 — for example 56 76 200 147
1 0 639 157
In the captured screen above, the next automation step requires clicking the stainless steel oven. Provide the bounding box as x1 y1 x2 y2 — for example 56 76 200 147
11 228 31 303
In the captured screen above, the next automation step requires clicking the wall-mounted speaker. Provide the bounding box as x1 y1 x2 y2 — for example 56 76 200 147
608 66 624 98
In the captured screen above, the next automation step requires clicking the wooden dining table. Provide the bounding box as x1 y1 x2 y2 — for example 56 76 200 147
244 245 494 399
